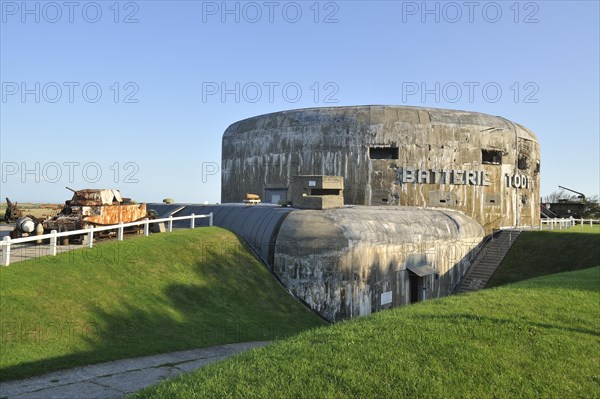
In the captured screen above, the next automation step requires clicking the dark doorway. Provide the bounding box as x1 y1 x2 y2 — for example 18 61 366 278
409 273 421 304
407 265 437 304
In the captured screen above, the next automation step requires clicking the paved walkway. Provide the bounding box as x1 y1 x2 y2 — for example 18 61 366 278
0 224 84 265
0 342 269 399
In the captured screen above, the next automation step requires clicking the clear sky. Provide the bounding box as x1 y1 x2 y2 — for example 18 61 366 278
1 0 598 204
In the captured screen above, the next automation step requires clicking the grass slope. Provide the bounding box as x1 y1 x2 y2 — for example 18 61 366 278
488 224 600 287
133 267 600 398
0 227 326 381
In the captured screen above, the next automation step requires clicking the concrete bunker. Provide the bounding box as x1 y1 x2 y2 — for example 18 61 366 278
273 206 484 321
219 105 540 321
222 105 540 231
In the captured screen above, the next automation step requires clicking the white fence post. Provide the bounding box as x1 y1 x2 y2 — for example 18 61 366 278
0 213 218 266
50 230 58 256
2 236 11 266
87 226 94 248
591 219 593 227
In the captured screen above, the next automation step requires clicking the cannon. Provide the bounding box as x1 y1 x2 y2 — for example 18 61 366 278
4 198 24 222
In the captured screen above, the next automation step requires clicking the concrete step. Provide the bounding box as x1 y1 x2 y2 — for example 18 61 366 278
472 263 498 269
469 274 493 280
456 230 522 293
478 260 501 265
473 267 497 274
470 272 493 277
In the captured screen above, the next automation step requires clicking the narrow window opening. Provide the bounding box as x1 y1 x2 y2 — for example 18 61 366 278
518 156 529 170
439 199 446 203
369 146 399 160
310 188 341 196
482 149 502 164
381 198 388 203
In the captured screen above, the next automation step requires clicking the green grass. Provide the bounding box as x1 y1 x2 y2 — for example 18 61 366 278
0 227 326 381
132 266 600 398
488 224 600 287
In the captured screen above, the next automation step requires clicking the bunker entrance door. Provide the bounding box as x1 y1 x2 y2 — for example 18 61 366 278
407 265 438 304
408 273 421 303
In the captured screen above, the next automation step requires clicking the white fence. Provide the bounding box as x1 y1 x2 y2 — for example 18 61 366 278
540 218 599 230
1 213 213 266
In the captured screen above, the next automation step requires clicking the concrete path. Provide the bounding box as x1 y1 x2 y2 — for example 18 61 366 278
0 224 12 240
0 224 84 265
0 342 269 399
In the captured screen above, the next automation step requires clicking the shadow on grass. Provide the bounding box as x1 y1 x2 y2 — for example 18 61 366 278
488 231 600 287
0 243 322 382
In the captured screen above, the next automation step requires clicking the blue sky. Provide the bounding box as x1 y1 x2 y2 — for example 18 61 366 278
1 0 598 203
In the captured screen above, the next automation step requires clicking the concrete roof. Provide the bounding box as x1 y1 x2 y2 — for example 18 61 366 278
277 206 484 250
224 105 538 142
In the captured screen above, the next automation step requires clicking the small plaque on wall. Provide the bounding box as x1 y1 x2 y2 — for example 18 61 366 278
381 291 392 305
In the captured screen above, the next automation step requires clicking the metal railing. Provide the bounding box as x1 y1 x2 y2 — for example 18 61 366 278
1 213 213 266
539 218 599 230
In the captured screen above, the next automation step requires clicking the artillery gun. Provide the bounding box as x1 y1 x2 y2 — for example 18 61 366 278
4 198 24 222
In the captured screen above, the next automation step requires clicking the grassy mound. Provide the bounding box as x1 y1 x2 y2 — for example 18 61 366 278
0 227 326 381
132 267 600 398
488 224 600 287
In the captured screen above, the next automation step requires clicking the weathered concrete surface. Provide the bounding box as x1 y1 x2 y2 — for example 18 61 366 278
273 206 484 321
0 342 269 399
290 175 344 210
221 105 540 231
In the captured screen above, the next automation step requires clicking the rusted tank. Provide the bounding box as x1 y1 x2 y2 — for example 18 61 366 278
43 188 147 233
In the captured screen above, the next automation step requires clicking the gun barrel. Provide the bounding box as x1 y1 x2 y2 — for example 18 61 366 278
558 185 586 199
